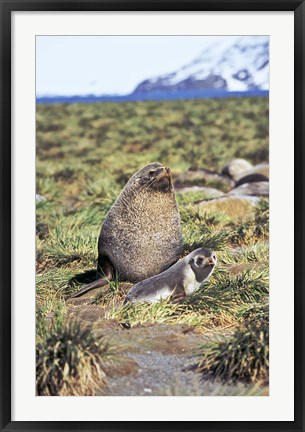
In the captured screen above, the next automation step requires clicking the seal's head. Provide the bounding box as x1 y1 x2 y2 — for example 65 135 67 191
189 248 217 283
132 162 173 193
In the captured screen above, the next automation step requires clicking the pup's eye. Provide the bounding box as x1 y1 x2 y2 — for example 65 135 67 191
212 254 216 260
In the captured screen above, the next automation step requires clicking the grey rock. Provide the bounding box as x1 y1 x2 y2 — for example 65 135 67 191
228 181 269 197
174 168 233 190
235 162 269 181
198 195 260 217
221 159 253 181
176 186 224 199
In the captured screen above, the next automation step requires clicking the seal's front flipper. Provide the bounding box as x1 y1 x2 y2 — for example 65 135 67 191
68 256 114 299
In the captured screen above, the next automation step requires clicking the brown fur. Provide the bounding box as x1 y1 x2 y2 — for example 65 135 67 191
69 163 183 298
98 162 183 281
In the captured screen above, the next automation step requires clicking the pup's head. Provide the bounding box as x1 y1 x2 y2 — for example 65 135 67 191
189 248 217 283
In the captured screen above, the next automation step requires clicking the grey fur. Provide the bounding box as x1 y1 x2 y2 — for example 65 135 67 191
124 247 217 304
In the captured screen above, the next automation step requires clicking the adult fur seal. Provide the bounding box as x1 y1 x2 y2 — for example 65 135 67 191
123 248 217 304
69 162 183 298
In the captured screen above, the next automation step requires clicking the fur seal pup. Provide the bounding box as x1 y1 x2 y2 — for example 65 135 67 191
123 248 217 304
69 162 183 298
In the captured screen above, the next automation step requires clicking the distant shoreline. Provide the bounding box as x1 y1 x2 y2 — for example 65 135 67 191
36 90 269 105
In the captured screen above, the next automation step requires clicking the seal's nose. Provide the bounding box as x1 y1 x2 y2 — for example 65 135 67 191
164 166 171 174
207 254 217 266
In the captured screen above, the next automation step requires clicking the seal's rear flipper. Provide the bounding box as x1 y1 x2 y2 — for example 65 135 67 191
68 256 113 299
68 277 110 299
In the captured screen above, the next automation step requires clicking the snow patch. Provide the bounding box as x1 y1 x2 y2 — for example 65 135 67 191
134 36 269 93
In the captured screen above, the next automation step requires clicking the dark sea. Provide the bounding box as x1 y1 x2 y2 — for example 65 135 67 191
36 89 269 104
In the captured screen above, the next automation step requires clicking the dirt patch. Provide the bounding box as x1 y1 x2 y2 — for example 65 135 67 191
105 323 204 355
66 294 213 396
65 289 266 396
103 351 200 396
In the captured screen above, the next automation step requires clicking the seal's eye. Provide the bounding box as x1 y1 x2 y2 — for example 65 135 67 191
149 170 155 176
212 254 216 260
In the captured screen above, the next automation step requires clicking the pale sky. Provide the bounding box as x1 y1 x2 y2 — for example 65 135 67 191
36 35 240 96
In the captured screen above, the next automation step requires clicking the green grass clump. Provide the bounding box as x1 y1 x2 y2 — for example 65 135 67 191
228 199 269 246
217 242 268 266
180 199 269 252
194 320 269 385
178 264 268 330
210 267 269 303
237 302 269 326
36 319 115 396
105 298 209 328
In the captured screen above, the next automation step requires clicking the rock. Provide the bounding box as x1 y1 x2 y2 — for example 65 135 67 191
174 168 233 190
221 159 253 181
198 196 260 217
176 186 224 199
228 181 269 197
235 173 269 187
36 194 46 202
235 162 269 181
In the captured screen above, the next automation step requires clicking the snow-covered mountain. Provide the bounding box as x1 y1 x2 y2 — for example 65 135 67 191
133 36 269 94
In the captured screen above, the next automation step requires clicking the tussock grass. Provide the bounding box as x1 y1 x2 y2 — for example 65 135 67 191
210 267 269 303
36 97 269 391
36 267 79 301
36 298 67 337
180 264 269 329
217 242 269 266
105 298 209 328
36 319 116 396
181 202 269 252
228 199 269 246
44 228 97 266
183 224 230 252
194 320 269 385
237 302 269 326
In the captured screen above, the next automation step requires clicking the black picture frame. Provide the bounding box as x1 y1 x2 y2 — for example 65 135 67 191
1 1 304 431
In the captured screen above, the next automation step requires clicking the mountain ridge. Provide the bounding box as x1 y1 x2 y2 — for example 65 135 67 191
36 36 269 103
133 36 269 94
